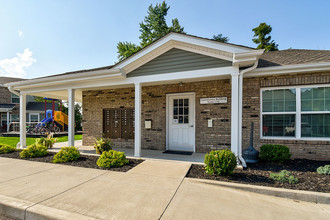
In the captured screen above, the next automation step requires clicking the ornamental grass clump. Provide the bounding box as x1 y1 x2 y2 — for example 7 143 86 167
35 136 56 149
204 149 237 176
53 147 80 163
0 144 16 154
270 170 298 184
260 144 291 163
317 165 330 175
20 144 48 158
97 150 129 168
94 138 112 154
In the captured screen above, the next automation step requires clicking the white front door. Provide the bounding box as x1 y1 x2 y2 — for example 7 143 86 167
167 93 195 152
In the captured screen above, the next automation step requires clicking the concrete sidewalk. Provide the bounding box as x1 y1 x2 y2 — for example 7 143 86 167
0 157 329 220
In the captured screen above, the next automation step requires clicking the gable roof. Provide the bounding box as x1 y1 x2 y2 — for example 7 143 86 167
258 49 330 68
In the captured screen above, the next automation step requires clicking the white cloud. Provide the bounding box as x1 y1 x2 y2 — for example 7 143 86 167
18 30 23 38
0 48 36 78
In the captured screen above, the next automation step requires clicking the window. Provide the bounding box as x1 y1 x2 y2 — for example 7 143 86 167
11 93 19 104
11 114 19 122
261 85 330 139
173 98 189 124
29 113 39 123
1 114 7 126
103 108 134 139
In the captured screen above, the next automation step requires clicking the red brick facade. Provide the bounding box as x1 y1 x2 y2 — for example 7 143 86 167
82 72 330 160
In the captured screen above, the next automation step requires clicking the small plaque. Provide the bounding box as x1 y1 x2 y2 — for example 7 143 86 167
200 97 227 104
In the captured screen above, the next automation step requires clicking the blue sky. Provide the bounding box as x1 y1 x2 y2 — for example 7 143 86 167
0 0 329 79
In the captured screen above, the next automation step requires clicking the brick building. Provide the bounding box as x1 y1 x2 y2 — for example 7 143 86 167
5 33 330 163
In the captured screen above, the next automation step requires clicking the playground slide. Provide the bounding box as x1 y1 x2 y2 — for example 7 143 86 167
39 110 69 131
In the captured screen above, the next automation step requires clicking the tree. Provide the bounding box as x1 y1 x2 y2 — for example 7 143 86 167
212 34 229 43
117 1 185 61
62 102 83 131
252 22 278 52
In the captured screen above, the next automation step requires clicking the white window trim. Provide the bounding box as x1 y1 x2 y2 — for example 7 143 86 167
29 113 40 123
260 84 330 141
11 93 20 104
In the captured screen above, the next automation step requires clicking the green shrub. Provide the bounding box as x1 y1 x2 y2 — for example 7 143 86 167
204 149 237 176
53 147 80 163
20 144 48 158
0 144 16 154
94 138 112 154
260 144 291 163
317 165 330 175
35 137 56 148
97 150 129 168
270 170 298 184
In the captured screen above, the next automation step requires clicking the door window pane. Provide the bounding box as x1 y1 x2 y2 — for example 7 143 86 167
173 98 189 124
301 114 330 137
262 114 295 137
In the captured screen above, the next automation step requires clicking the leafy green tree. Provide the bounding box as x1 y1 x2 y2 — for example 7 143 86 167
252 22 279 52
62 102 83 131
212 34 229 43
117 1 185 61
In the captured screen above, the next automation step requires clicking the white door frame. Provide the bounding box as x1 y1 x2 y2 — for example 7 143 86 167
166 92 196 152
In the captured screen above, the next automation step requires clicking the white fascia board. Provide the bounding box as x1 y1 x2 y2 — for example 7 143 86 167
10 70 124 90
233 50 264 67
4 68 122 88
246 62 330 77
20 66 238 94
116 33 255 69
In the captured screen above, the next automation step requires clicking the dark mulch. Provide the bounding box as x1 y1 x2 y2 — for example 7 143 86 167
186 159 330 193
0 150 144 172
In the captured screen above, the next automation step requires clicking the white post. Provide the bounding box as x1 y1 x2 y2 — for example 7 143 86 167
231 73 239 156
68 89 75 147
6 111 10 132
134 83 142 157
19 93 26 148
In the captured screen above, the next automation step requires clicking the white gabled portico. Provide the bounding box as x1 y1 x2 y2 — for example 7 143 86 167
5 33 263 166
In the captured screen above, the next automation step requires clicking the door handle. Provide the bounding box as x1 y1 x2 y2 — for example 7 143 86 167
189 125 194 127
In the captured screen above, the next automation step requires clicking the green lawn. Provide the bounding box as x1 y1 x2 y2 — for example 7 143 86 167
0 135 82 148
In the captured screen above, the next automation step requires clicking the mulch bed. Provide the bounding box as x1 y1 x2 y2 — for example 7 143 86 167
186 159 330 193
0 150 144 172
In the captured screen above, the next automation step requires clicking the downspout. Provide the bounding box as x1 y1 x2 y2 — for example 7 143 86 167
238 61 259 167
8 86 20 96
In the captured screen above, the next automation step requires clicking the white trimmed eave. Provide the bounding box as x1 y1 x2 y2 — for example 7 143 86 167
246 62 330 77
115 33 258 74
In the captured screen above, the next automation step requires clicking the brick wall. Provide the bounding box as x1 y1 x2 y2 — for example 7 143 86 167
242 72 330 160
82 79 232 152
82 72 330 160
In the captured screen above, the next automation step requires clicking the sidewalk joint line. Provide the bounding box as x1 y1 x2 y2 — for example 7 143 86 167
23 171 107 220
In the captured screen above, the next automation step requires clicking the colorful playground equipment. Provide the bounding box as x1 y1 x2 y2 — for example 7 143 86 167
26 98 69 135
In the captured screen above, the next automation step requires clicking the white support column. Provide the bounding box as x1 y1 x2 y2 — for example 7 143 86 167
68 89 75 147
134 83 142 157
6 111 10 132
231 73 239 156
19 93 26 148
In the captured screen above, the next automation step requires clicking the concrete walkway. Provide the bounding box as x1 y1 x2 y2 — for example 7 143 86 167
53 140 206 163
0 157 329 220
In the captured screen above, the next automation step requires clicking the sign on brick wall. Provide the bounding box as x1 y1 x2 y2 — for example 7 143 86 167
200 97 227 104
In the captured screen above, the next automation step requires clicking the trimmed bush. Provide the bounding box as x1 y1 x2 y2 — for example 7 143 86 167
260 144 291 163
35 137 56 148
204 149 237 176
0 144 16 154
53 147 80 163
317 165 330 175
270 170 298 184
97 150 129 168
20 144 48 158
94 138 112 154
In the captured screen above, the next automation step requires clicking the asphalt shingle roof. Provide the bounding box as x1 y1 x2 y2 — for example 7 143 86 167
26 102 59 111
258 49 330 68
0 77 24 85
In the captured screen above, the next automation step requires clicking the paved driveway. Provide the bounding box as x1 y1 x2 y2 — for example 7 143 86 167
0 157 329 220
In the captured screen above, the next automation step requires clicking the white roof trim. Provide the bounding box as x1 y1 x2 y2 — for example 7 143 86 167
246 62 330 77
